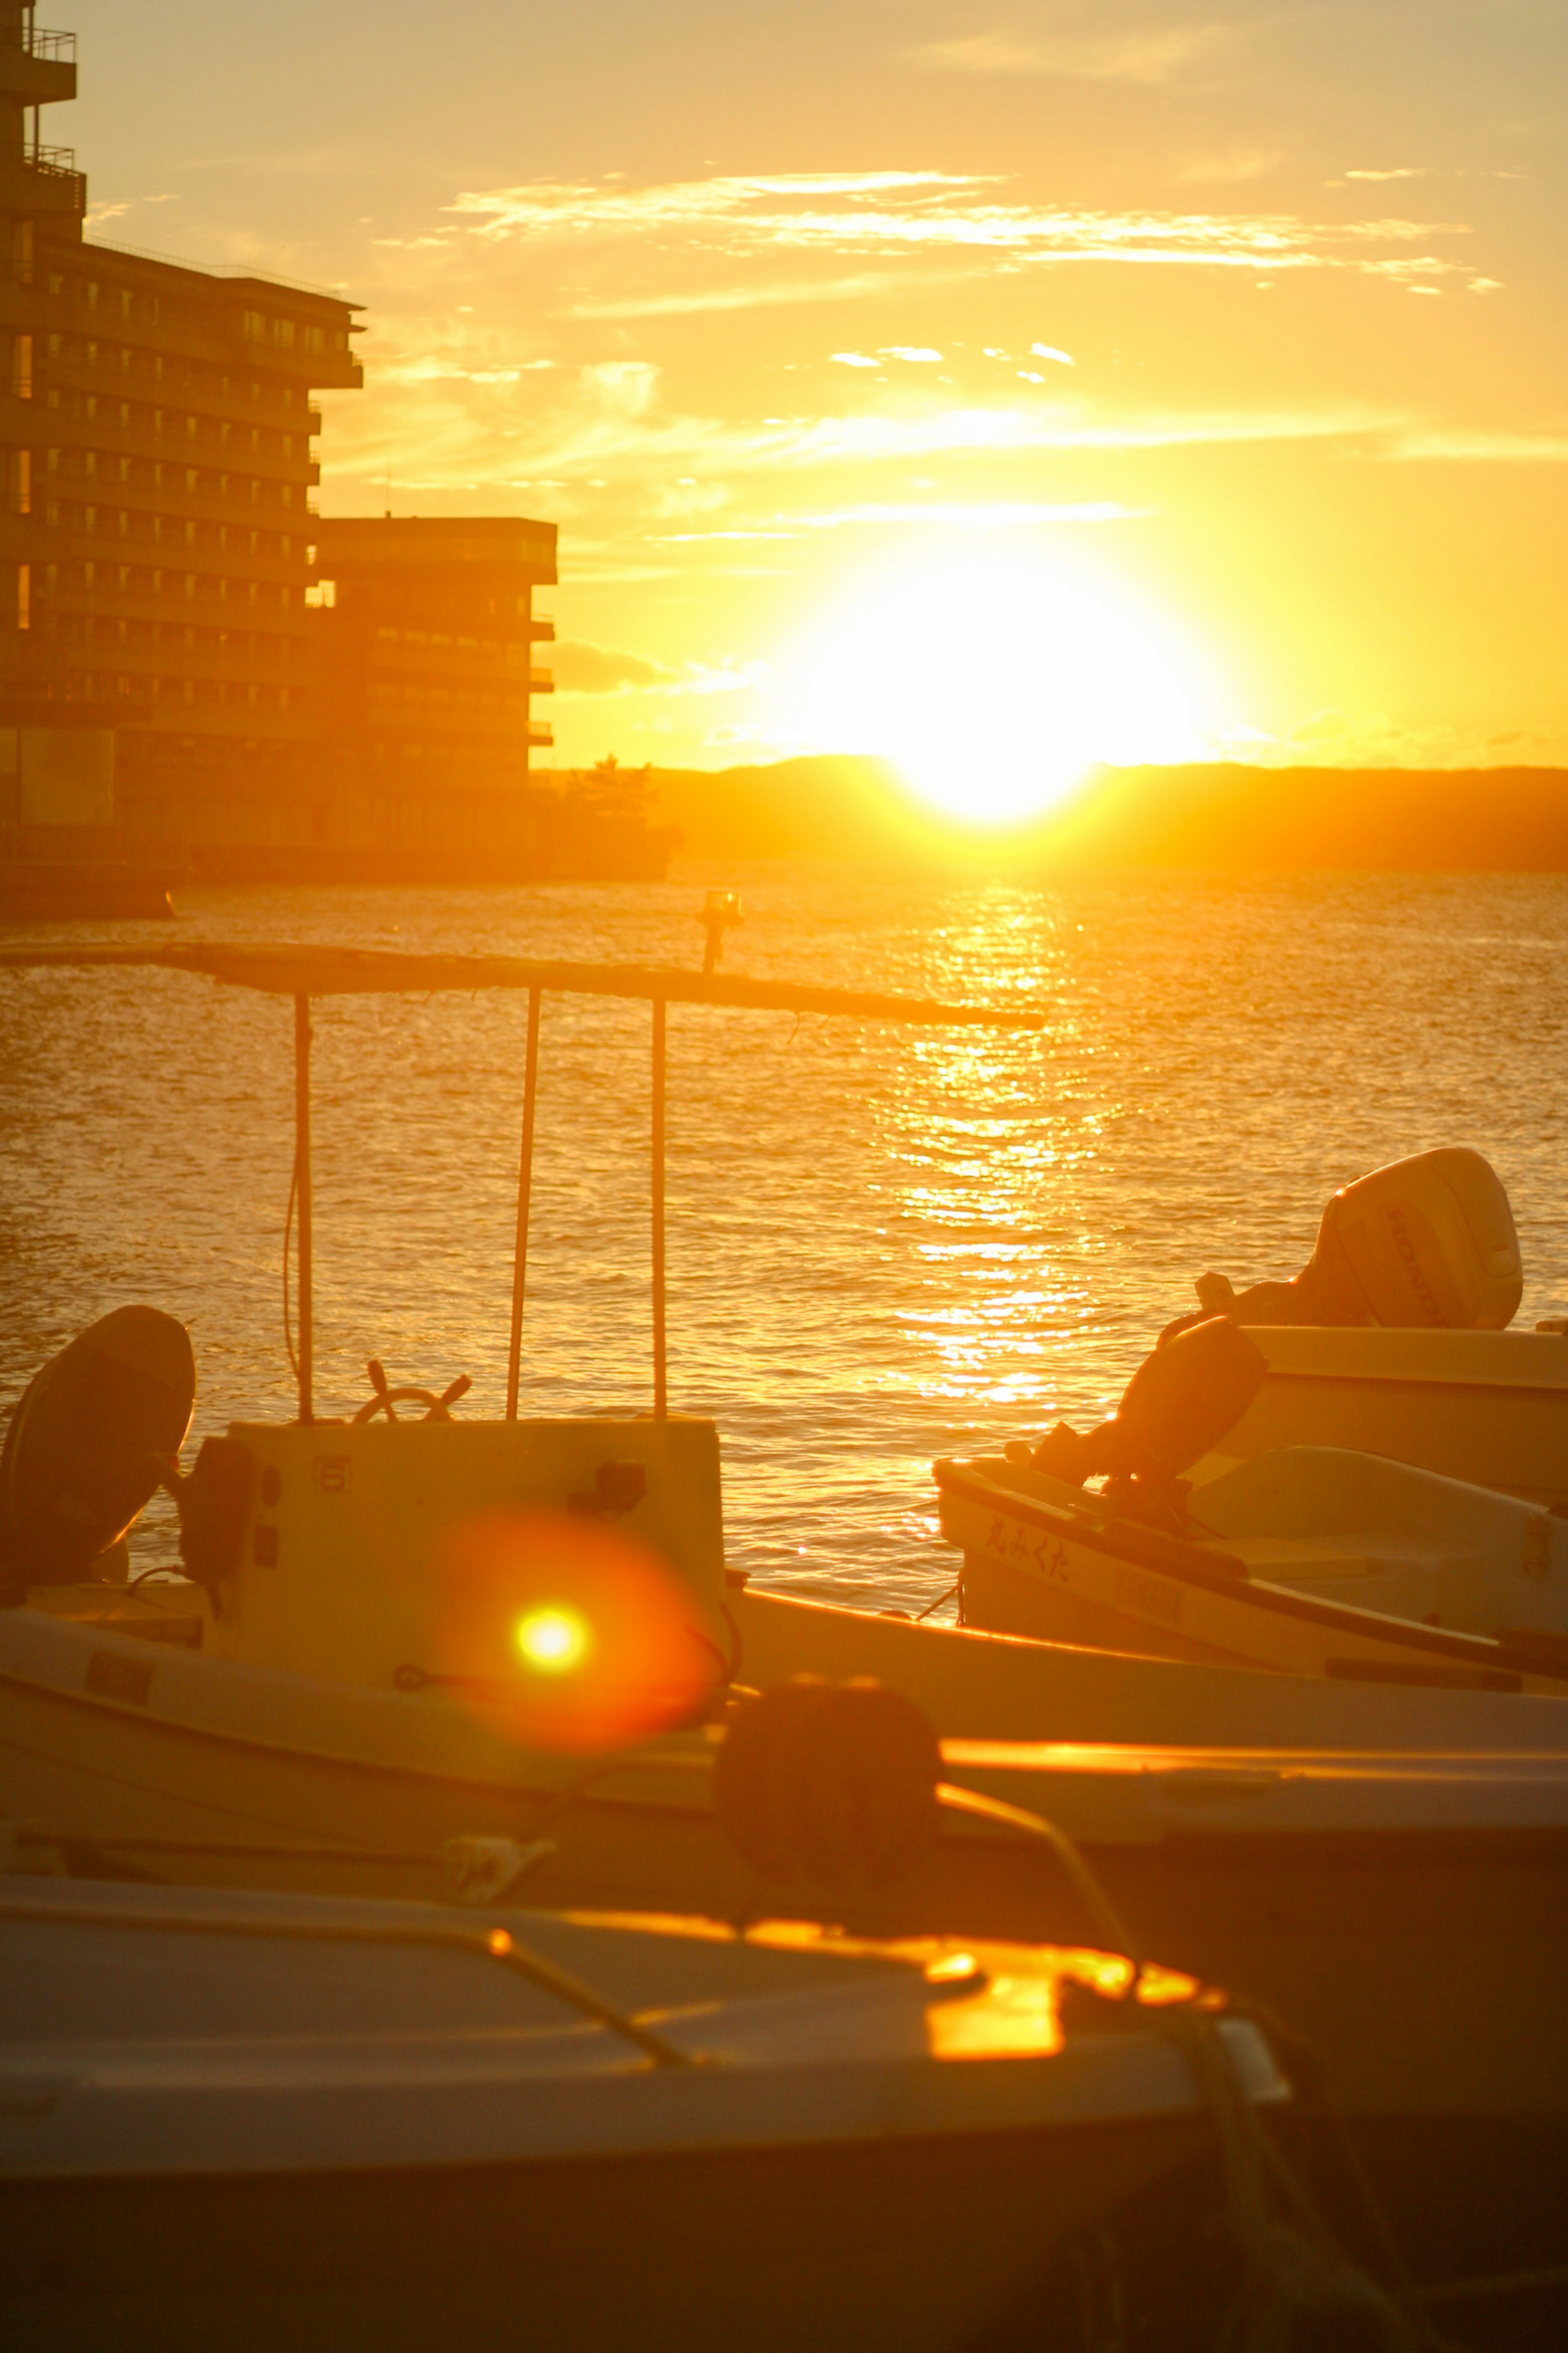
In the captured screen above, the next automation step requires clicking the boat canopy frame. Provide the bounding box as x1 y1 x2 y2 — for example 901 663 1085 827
2 942 1045 1426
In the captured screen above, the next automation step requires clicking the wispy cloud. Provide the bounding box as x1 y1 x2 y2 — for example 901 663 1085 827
1176 147 1283 185
444 170 1479 286
659 500 1145 540
1388 429 1568 462
569 272 914 319
552 641 671 693
910 25 1223 84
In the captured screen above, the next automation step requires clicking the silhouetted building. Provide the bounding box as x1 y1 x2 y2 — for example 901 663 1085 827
0 1 361 859
310 517 555 859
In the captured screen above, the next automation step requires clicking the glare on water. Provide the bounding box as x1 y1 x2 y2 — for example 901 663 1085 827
3 866 1568 1613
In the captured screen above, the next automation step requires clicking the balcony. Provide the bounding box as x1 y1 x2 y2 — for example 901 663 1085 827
529 667 553 692
1 25 76 106
527 721 554 747
22 144 86 213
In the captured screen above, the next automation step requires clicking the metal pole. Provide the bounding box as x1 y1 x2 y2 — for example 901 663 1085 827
505 985 541 1420
652 994 667 1419
294 992 313 1424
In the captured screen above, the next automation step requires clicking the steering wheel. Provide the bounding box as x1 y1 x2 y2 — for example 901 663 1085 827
353 1361 473 1424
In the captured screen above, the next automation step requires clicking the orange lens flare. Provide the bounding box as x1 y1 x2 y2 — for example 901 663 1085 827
435 1509 715 1753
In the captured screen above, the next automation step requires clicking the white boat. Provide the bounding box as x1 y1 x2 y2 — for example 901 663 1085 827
935 1443 1568 1688
0 1875 1291 2353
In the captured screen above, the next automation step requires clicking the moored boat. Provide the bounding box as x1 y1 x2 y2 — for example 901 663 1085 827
935 1443 1568 1688
0 1875 1296 2353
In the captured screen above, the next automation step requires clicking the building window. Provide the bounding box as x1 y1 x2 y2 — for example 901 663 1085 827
9 450 30 515
270 317 296 348
242 310 266 341
46 332 60 360
86 281 99 310
12 334 32 399
86 340 97 367
17 564 30 630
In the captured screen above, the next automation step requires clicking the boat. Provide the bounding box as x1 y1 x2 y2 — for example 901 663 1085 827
935 1442 1568 1687
3 937 1568 2324
1193 1323 1568 1508
0 1873 1300 2353
1159 1148 1568 1508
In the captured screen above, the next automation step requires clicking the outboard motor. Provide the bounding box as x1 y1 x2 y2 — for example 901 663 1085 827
1165 1148 1523 1340
1031 1314 1268 1491
0 1306 195 1599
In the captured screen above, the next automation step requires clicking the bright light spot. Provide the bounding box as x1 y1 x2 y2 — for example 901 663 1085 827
1030 343 1074 366
515 1604 594 1674
831 351 880 368
783 558 1218 822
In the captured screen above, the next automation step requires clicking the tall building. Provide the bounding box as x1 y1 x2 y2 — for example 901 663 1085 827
309 516 555 866
0 2 360 856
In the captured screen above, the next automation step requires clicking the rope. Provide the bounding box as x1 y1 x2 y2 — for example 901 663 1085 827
933 1778 1450 2353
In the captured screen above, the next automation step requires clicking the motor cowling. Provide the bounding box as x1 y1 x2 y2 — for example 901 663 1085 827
1168 1148 1523 1337
0 1306 195 1596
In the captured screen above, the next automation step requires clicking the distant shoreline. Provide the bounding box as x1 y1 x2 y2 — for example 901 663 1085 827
638 757 1568 873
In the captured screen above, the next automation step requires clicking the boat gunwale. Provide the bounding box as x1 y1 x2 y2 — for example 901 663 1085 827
935 1457 1565 1679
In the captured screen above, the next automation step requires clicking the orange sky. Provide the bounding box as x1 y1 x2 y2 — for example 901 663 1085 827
74 1 1568 802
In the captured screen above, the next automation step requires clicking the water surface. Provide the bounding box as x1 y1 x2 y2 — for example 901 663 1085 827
4 866 1567 1609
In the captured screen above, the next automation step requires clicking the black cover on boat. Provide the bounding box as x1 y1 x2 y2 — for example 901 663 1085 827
0 1306 195 1594
1034 1315 1267 1487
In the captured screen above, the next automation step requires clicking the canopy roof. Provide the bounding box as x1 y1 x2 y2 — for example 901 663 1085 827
0 943 1046 1029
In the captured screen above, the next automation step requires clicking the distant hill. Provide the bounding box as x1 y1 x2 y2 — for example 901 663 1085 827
646 758 1568 872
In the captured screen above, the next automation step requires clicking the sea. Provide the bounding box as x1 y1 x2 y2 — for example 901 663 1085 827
4 864 1568 1611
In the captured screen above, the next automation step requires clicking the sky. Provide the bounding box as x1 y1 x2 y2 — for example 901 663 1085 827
66 0 1568 805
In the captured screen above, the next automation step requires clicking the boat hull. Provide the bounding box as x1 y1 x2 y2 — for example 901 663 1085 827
1 2115 1212 2353
1207 1326 1568 1508
6 1605 1568 2155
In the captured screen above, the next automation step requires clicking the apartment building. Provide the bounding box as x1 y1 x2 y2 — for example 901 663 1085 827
0 2 361 853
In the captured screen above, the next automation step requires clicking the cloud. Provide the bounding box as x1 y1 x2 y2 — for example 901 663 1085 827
552 641 672 693
443 170 1480 287
570 272 911 319
831 351 880 367
1343 167 1427 182
1238 708 1566 769
1388 430 1568 462
882 345 944 361
550 642 763 698
910 25 1223 84
1031 343 1074 364
660 500 1145 540
1176 148 1283 186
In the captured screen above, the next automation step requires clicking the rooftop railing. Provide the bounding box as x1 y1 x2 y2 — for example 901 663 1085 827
25 27 77 62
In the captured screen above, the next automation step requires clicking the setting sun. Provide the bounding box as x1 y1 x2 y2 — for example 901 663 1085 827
784 560 1218 823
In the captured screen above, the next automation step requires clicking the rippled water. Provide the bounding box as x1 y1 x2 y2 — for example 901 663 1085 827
4 867 1568 1609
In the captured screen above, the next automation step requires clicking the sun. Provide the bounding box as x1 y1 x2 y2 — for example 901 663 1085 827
786 558 1217 823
